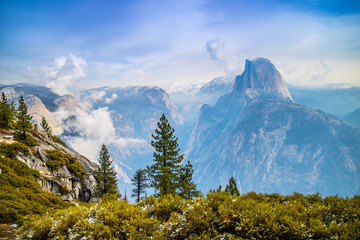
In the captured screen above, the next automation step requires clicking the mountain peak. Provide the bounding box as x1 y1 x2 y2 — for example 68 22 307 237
234 58 292 100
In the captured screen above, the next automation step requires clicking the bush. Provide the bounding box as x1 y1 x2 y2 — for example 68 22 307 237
17 192 360 239
13 133 37 146
46 150 86 178
0 142 29 159
51 135 67 147
0 156 69 223
18 200 162 239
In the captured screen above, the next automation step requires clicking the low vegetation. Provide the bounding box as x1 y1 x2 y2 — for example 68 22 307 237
0 143 69 224
40 116 67 147
13 132 37 146
18 192 360 239
0 142 29 159
51 135 67 147
46 149 86 178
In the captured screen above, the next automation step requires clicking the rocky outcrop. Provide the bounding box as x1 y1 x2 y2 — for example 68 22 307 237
25 95 64 135
2 125 98 202
233 58 292 100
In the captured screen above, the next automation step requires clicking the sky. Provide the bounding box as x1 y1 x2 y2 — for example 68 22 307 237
1 0 360 95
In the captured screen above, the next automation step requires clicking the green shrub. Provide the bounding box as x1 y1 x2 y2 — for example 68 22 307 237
46 149 86 178
0 156 69 223
17 192 360 239
0 142 29 159
13 133 37 146
19 200 163 239
51 135 67 147
140 194 186 221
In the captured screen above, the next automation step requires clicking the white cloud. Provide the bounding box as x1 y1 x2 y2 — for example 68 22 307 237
105 93 118 104
25 54 88 95
54 102 146 163
90 91 106 101
279 59 331 86
113 163 131 184
205 38 243 76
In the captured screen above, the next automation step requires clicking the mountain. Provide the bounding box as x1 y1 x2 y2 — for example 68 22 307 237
233 58 292 100
344 108 360 128
75 86 184 196
288 85 360 117
0 83 60 111
170 76 235 115
4 64 359 199
0 86 64 136
25 95 64 135
169 76 236 146
83 86 183 137
0 83 185 199
170 73 360 120
186 58 360 196
78 85 183 149
200 76 234 95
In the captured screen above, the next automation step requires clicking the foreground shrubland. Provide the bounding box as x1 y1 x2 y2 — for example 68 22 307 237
19 192 360 239
0 143 68 223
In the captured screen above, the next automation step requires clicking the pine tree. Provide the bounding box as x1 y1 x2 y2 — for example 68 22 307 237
0 92 14 129
225 176 240 196
15 95 33 141
147 114 183 196
40 116 52 135
10 100 16 120
178 161 201 199
95 144 119 198
131 169 148 202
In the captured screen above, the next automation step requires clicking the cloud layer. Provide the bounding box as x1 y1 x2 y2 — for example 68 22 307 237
25 54 88 95
54 100 146 163
206 38 243 76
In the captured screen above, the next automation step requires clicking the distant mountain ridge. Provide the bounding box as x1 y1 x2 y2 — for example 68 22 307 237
186 58 360 196
0 83 60 111
344 108 360 128
2 60 359 198
288 85 360 117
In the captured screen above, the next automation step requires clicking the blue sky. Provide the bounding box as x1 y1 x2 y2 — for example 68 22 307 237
1 0 359 94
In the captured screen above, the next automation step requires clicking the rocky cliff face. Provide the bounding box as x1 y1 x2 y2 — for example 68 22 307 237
186 58 360 196
25 95 64 135
0 85 64 136
234 58 292 100
0 125 98 202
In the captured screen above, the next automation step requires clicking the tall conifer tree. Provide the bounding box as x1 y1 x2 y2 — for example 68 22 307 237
41 116 52 135
131 169 148 202
178 161 201 199
95 144 119 198
147 114 183 196
0 93 14 128
225 176 240 196
15 95 33 140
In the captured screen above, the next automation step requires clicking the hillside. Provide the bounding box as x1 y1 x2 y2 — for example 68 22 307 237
0 123 99 223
